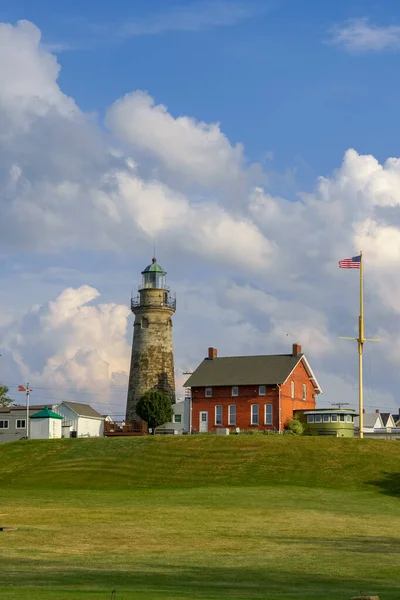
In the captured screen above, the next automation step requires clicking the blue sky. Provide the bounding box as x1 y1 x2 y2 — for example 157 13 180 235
2 1 400 416
3 0 400 190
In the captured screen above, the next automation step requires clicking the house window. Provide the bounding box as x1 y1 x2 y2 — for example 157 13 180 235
331 414 338 422
141 317 149 329
259 385 266 396
0 420 9 429
265 404 273 425
16 419 26 429
307 415 315 423
205 387 212 398
251 404 259 425
232 386 238 397
291 381 295 398
346 415 352 423
228 405 236 426
173 414 182 424
339 414 345 422
215 405 223 426
302 384 307 400
315 414 322 423
323 414 330 422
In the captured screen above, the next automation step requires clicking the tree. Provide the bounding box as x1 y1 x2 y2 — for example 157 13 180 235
0 385 13 408
284 417 304 436
136 390 174 434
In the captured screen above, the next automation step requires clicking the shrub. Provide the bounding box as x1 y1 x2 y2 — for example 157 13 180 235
284 418 304 436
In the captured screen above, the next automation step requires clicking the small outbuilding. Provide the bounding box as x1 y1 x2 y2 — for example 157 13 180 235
294 408 357 437
30 406 63 440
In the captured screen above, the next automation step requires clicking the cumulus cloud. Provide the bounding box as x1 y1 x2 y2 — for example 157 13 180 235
106 91 250 195
1 286 131 395
1 19 400 412
330 17 400 53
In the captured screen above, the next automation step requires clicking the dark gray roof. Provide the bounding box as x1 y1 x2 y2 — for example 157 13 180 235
184 354 305 387
0 404 53 414
60 402 103 419
380 413 393 427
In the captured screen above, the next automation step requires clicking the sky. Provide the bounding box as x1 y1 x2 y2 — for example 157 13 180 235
1 0 400 418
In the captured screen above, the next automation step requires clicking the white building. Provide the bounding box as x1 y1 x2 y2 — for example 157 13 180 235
55 402 104 438
155 398 190 434
30 406 63 440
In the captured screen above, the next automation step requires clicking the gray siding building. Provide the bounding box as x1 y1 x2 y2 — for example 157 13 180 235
0 404 56 443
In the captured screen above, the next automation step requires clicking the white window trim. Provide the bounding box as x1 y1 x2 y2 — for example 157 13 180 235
323 415 330 423
307 415 315 423
291 381 295 398
264 404 273 425
331 414 338 422
228 405 236 426
302 384 307 401
16 419 26 429
0 420 9 429
251 404 259 425
205 387 212 398
215 405 223 426
259 385 266 396
232 386 239 397
314 415 322 423
172 414 182 424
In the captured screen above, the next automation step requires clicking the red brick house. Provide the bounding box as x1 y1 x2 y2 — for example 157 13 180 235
184 344 322 432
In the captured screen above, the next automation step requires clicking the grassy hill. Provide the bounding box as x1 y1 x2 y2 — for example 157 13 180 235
1 436 400 599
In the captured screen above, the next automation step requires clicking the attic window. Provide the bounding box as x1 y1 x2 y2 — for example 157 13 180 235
205 387 212 398
291 381 295 398
259 385 266 396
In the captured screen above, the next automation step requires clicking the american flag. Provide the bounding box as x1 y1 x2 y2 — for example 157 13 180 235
339 255 361 269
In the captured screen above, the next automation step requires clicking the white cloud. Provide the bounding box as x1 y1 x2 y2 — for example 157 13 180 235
2 19 400 413
330 17 400 53
106 91 248 194
1 286 131 397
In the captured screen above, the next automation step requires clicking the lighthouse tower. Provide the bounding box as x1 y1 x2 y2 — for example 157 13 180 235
125 258 176 422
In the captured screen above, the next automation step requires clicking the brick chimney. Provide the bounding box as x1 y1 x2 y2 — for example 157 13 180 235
292 343 302 357
375 409 380 413
208 347 218 359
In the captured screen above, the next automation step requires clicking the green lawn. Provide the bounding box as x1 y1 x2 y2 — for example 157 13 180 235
0 436 399 599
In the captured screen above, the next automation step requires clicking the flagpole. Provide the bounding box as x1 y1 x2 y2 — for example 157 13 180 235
26 383 30 440
358 252 364 439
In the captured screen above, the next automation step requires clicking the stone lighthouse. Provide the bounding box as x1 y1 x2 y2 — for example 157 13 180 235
125 258 176 422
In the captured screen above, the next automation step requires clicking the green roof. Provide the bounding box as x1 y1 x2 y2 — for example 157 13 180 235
141 258 166 275
30 406 63 420
184 354 321 391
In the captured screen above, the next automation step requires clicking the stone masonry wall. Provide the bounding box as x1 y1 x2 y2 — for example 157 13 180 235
125 288 175 422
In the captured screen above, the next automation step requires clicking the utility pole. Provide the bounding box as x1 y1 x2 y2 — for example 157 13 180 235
183 371 193 434
331 402 350 410
18 383 31 439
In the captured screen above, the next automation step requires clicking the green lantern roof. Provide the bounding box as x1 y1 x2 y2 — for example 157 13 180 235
30 406 63 420
141 258 166 275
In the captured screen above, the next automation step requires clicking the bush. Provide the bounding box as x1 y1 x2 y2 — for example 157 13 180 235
284 418 304 436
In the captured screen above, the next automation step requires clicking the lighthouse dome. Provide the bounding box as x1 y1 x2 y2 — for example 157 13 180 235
140 257 167 289
141 257 166 275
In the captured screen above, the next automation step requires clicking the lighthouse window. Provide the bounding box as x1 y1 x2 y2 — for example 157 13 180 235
141 318 149 329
